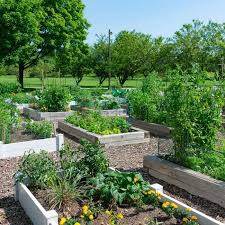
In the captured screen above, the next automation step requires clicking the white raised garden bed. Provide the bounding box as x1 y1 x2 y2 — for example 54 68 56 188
15 182 58 225
58 121 149 147
23 107 74 121
0 134 64 159
15 181 223 225
129 118 173 138
79 107 127 117
144 156 225 208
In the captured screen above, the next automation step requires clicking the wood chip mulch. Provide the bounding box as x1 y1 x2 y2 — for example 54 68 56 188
0 136 225 224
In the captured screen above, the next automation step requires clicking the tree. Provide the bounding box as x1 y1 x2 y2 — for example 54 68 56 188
89 35 109 85
56 41 90 85
0 0 89 88
112 31 154 86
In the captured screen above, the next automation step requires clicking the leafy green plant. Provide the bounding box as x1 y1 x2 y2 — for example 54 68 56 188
65 111 131 135
88 171 151 206
17 150 58 188
128 73 166 124
34 86 72 112
78 140 109 176
0 100 20 143
112 89 128 98
0 82 21 95
25 120 54 139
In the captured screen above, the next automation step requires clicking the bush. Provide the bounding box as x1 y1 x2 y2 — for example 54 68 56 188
25 120 54 139
35 86 72 112
65 111 131 135
127 73 165 124
0 82 21 95
78 140 109 176
0 101 20 143
164 69 225 181
17 151 58 188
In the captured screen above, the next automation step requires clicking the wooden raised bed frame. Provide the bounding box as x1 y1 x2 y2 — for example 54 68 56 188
143 155 225 208
58 121 150 147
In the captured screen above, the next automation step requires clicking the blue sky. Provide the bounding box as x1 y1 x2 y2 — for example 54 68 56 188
83 0 225 44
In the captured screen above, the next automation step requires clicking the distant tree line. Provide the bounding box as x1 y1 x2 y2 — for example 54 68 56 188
0 0 225 88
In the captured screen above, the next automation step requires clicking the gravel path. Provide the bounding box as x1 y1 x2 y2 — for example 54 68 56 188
0 136 225 224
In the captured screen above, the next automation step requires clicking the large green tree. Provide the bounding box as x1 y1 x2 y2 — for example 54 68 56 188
112 31 154 86
89 35 110 85
0 0 89 88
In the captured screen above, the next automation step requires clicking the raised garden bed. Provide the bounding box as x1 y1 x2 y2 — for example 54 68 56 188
0 133 64 159
143 155 225 208
58 120 149 146
15 181 223 225
78 106 127 117
128 118 173 138
23 107 74 121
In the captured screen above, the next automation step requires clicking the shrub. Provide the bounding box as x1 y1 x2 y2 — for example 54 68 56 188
0 82 21 95
25 120 54 139
36 86 72 112
0 101 20 143
163 70 224 153
127 73 165 124
65 111 131 135
17 150 58 188
78 140 109 176
164 69 225 181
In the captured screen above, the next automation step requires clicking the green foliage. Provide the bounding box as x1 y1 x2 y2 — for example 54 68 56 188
78 140 109 176
112 89 129 98
36 86 72 112
88 171 151 206
89 35 109 85
176 150 225 181
0 92 32 104
17 151 58 188
0 0 89 87
112 31 154 86
128 73 166 124
163 69 224 153
25 120 53 139
0 82 21 95
0 101 20 143
66 111 130 135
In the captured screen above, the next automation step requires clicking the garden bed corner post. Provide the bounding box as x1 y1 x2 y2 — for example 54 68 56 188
56 134 64 151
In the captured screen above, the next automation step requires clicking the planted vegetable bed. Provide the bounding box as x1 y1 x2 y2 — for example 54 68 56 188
0 119 64 158
58 111 149 146
15 143 223 225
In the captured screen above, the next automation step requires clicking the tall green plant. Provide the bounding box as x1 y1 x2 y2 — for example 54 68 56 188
163 69 224 156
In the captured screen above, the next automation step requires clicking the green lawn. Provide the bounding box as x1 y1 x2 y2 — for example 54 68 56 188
0 75 143 89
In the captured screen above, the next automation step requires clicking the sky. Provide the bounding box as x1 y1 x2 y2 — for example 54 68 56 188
83 0 225 44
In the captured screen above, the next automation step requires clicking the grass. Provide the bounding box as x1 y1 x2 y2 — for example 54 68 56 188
0 75 143 89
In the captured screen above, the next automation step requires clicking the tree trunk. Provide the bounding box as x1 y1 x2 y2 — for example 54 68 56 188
18 63 24 88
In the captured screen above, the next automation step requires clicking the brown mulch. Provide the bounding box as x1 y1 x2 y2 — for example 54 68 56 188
0 136 225 224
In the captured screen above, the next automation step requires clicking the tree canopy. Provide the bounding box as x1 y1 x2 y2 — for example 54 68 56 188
0 0 89 87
